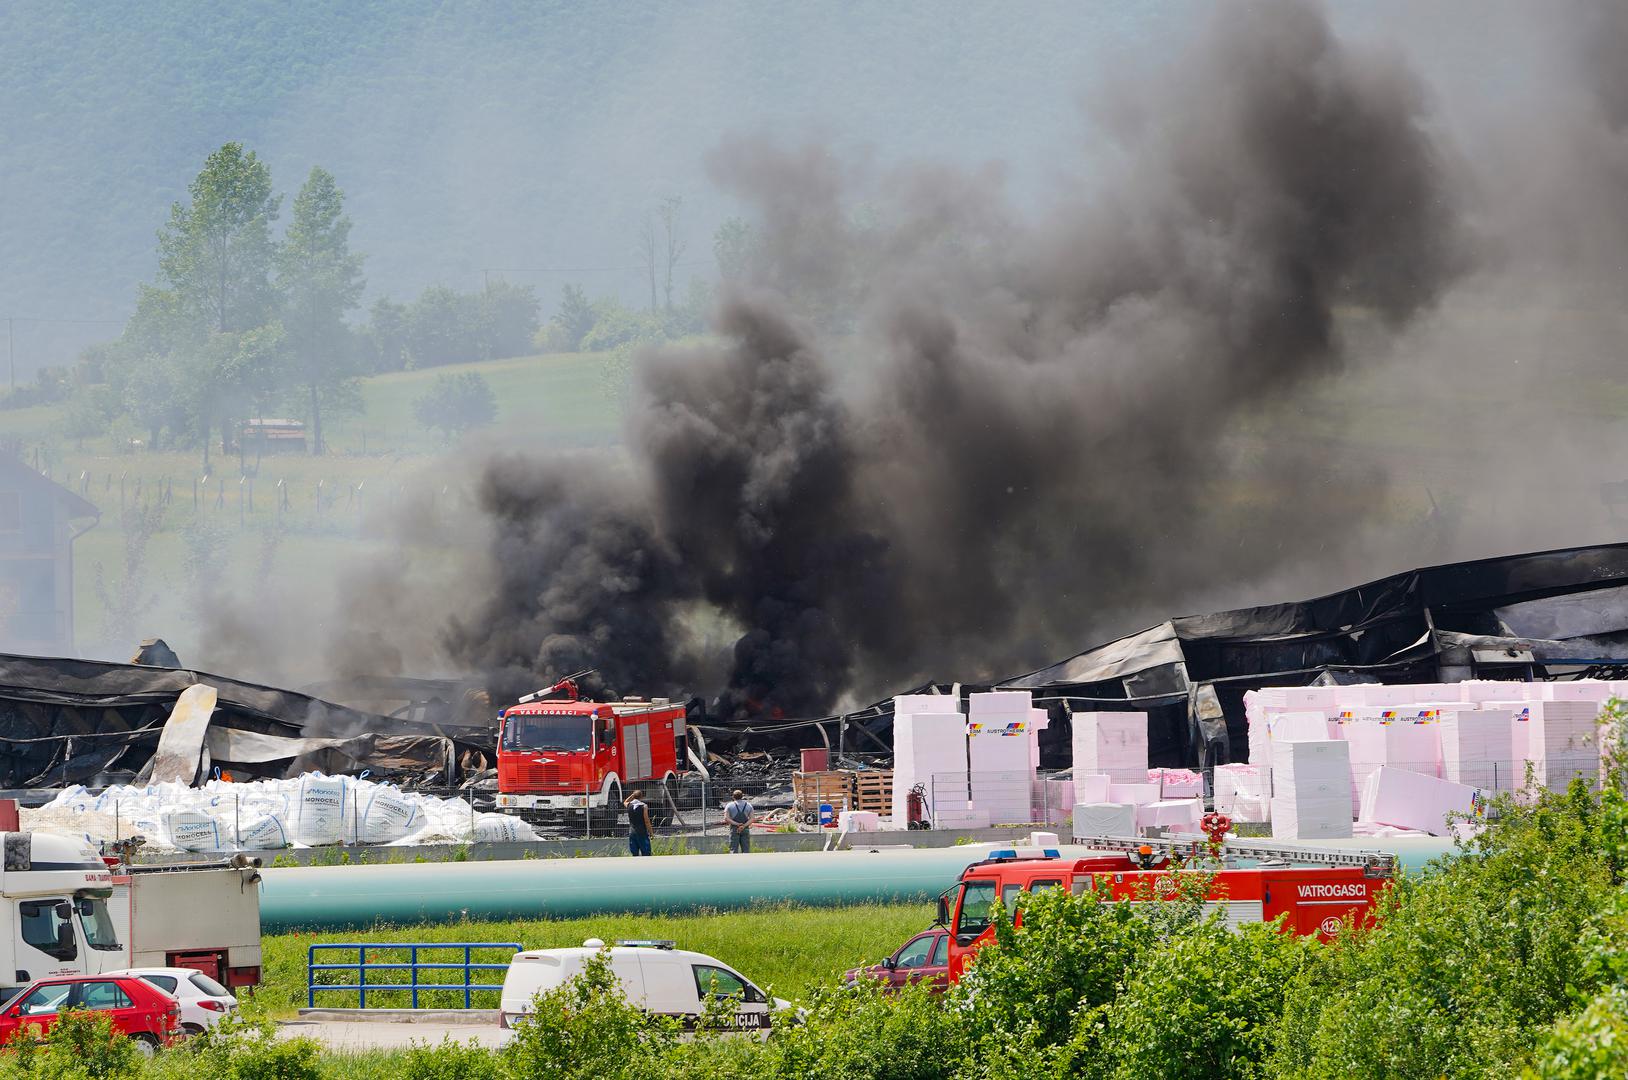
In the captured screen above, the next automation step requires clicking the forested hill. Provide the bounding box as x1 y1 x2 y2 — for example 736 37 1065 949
0 0 1120 377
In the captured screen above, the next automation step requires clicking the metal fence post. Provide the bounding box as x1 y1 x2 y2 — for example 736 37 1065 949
701 781 708 838
357 946 367 1009
464 945 474 1008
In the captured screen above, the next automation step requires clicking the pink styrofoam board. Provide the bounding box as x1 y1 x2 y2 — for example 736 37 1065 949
1357 765 1481 836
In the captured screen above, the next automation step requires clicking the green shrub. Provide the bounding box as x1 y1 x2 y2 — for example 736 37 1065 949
398 1038 501 1080
499 949 676 1080
1530 986 1628 1079
164 1019 321 1080
0 1010 141 1080
1100 922 1313 1079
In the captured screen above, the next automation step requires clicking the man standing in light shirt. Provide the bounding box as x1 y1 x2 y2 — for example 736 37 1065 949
723 789 755 854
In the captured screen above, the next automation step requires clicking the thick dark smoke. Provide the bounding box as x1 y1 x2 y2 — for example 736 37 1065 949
194 1 1628 718
388 1 1463 714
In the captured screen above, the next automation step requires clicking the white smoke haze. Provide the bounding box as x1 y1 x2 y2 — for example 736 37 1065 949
178 1 1628 719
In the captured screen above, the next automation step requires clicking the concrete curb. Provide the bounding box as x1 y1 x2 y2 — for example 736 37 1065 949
292 1008 499 1024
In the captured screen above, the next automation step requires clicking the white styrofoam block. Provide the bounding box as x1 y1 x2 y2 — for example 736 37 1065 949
1136 798 1202 831
969 690 1034 713
932 808 992 830
1027 831 1061 848
1270 800 1352 840
1213 764 1268 799
1073 803 1137 839
892 709 969 824
1268 710 1335 742
1281 686 1340 709
1526 700 1600 789
1439 708 1514 790
1271 739 1350 779
893 694 959 721
1357 766 1482 836
838 810 881 832
1344 718 1440 777
1459 681 1532 703
1541 681 1614 702
1108 782 1160 806
1075 773 1112 806
1072 712 1149 782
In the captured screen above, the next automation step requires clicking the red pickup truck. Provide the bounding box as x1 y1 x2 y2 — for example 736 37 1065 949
842 928 950 992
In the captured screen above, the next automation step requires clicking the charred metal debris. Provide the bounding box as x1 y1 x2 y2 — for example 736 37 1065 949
7 540 1628 791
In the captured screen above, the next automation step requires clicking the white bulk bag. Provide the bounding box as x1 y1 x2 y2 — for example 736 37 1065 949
161 809 223 852
235 814 290 850
472 813 538 843
354 788 419 845
294 775 349 846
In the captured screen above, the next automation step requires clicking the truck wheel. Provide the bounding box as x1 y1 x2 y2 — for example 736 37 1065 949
652 776 679 827
128 1033 159 1056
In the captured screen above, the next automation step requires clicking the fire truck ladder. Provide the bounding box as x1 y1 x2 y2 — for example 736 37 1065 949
1074 834 1396 878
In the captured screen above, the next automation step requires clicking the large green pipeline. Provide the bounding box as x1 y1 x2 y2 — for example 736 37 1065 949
258 837 1457 933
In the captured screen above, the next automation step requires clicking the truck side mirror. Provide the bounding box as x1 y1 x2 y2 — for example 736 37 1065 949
934 895 949 927
53 903 71 922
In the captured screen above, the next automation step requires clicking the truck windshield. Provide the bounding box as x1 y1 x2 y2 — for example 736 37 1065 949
954 881 999 940
76 897 120 951
504 714 593 752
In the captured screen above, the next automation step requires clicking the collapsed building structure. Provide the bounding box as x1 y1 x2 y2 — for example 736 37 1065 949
6 541 1628 791
831 541 1628 771
0 654 490 792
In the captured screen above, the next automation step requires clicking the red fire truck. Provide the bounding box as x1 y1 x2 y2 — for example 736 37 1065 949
494 678 696 821
940 830 1394 981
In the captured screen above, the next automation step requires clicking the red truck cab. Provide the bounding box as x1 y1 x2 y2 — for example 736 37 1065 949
943 839 1392 981
495 680 690 819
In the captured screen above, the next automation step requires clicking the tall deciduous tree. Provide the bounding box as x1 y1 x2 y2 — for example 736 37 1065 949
658 195 685 311
152 143 283 464
158 143 281 334
277 167 365 455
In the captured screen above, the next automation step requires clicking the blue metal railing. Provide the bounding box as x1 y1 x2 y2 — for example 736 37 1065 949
307 942 523 1008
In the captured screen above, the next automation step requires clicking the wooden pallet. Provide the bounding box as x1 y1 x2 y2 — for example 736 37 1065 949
849 769 893 814
792 771 852 814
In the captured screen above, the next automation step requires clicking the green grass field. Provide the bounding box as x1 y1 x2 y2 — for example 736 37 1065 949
250 902 934 1018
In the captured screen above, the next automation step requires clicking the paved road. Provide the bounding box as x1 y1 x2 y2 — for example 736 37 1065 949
277 1019 511 1051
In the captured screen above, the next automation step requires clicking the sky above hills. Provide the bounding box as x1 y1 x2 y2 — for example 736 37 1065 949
0 1 1555 377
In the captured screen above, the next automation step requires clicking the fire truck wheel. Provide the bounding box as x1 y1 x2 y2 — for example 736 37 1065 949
605 783 623 812
652 777 678 826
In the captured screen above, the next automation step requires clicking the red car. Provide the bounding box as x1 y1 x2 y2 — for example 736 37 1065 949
842 928 950 992
0 975 179 1053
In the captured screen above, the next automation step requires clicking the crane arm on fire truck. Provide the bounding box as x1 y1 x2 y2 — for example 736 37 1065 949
1073 834 1396 878
515 669 596 705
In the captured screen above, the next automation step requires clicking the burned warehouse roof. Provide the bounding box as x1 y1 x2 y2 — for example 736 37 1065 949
992 540 1628 768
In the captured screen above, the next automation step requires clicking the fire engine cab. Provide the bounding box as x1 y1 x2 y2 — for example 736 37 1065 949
494 678 696 821
940 828 1395 982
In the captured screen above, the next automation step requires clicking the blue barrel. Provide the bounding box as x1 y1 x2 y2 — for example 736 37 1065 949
818 803 835 826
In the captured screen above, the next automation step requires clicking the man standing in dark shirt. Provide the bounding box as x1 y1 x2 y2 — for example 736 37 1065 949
626 789 653 856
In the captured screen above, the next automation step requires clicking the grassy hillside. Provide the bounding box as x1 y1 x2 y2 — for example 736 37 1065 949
6 349 629 662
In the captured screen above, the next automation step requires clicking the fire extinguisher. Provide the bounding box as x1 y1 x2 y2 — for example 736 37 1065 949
907 784 928 830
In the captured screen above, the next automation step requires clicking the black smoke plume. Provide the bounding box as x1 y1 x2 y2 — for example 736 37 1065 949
394 1 1467 715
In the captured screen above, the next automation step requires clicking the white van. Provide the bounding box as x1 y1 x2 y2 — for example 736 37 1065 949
498 939 791 1031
